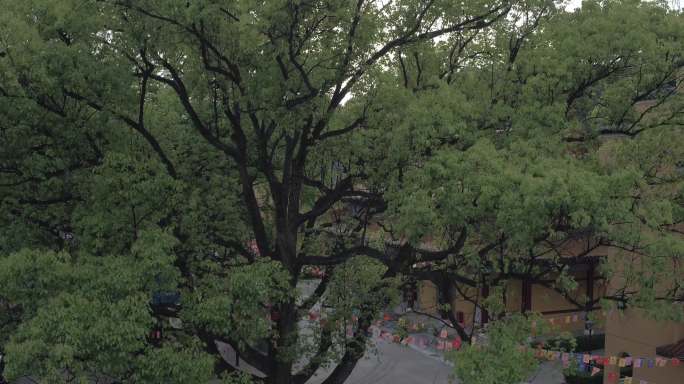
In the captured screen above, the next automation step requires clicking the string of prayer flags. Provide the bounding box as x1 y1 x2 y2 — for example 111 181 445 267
418 337 428 349
617 357 628 366
540 308 613 328
532 348 679 369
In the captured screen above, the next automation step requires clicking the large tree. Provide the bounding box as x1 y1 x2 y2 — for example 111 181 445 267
0 1 682 383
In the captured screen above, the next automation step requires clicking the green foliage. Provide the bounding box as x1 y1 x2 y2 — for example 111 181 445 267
0 0 682 383
184 259 294 344
452 316 538 384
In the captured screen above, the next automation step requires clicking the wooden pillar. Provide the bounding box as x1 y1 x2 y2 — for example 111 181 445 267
586 261 595 311
482 284 489 324
522 278 532 313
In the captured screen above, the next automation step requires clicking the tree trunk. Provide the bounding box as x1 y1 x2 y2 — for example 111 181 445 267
271 298 298 384
271 229 300 384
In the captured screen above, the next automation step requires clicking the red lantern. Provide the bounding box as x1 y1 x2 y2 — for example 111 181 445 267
452 338 462 350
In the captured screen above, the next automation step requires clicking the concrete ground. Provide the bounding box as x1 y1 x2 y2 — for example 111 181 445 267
218 280 568 384
305 339 455 384
304 340 565 384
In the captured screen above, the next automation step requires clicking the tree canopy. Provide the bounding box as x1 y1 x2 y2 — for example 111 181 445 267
0 0 682 383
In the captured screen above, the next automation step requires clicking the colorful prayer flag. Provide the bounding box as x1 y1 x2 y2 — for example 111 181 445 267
609 356 617 365
619 358 626 367
623 377 632 384
634 358 642 368
647 359 655 368
583 354 591 364
671 358 681 366
625 357 632 366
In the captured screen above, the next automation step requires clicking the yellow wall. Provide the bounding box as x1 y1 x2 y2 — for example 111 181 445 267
417 280 438 314
416 276 606 334
603 309 684 384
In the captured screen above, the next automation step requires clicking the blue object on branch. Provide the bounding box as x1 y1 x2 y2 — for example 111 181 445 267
151 291 181 306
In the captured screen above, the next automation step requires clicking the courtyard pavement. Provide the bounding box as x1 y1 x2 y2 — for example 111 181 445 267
217 280 568 384
303 335 565 384
306 340 454 384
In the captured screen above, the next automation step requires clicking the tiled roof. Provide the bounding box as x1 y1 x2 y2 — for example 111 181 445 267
656 338 684 359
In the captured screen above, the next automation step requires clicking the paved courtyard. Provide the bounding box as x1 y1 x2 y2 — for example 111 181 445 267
305 337 565 384
306 340 454 384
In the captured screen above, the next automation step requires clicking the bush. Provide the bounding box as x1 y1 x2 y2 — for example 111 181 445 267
452 315 538 384
575 334 605 352
565 372 604 384
543 333 605 352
